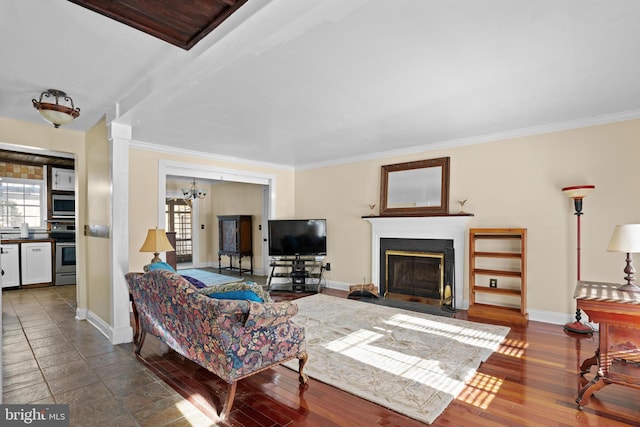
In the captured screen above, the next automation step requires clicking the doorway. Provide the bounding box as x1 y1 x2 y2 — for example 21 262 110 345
158 160 275 275
165 198 192 264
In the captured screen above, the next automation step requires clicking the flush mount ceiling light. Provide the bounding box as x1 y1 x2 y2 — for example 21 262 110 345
32 89 81 128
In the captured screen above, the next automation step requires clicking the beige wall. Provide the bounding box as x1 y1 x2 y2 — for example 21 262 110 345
295 119 640 317
210 182 266 272
85 119 111 323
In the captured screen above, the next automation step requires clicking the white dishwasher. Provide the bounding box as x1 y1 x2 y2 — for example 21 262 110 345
1 244 20 288
21 242 53 285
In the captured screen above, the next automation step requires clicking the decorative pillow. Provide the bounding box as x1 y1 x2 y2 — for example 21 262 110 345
209 290 263 303
181 275 207 289
145 261 176 273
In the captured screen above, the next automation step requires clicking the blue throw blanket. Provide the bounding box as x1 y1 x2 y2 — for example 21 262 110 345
178 268 240 287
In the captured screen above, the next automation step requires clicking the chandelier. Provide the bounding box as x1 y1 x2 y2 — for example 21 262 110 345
32 89 81 128
182 178 207 200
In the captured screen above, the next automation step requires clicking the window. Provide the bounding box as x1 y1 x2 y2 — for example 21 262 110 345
0 178 46 229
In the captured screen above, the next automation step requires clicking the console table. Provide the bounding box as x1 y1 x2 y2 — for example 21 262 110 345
574 281 640 409
267 258 324 292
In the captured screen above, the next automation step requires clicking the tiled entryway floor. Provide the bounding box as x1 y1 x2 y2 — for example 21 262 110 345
2 285 214 426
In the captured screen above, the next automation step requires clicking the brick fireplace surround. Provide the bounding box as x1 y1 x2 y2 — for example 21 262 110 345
365 216 473 310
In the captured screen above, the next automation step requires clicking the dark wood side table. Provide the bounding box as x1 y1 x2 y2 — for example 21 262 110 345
574 281 640 409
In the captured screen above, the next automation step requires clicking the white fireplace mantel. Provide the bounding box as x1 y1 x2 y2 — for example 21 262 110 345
364 216 473 309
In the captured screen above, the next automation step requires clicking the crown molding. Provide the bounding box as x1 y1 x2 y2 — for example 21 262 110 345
129 108 640 172
128 139 294 171
296 109 640 171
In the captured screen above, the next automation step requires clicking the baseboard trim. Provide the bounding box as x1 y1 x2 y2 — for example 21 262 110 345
75 307 88 320
86 310 111 340
85 310 133 345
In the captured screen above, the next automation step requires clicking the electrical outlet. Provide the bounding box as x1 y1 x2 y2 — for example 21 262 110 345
325 262 331 271
489 278 497 288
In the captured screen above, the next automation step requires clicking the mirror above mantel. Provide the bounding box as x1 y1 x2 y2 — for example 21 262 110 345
379 157 450 217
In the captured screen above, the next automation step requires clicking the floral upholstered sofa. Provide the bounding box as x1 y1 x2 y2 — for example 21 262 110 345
125 269 308 418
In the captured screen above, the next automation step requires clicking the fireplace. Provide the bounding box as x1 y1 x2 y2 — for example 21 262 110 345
365 216 472 310
382 239 454 309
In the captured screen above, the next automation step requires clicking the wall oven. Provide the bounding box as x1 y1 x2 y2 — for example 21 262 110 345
50 222 76 285
55 242 76 285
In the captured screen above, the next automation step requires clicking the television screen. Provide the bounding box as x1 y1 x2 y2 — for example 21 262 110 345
268 219 327 256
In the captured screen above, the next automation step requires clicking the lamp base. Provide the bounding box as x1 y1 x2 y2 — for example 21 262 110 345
150 253 162 263
564 321 593 334
617 283 640 292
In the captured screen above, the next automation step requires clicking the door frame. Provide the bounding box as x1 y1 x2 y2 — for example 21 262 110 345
158 160 276 273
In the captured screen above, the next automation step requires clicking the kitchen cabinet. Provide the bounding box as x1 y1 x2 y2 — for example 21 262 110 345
21 242 53 285
1 244 20 288
51 167 75 192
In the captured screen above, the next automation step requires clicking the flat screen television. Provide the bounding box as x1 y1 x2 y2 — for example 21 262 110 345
268 219 327 257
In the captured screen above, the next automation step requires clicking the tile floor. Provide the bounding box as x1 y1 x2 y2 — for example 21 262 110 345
2 285 215 426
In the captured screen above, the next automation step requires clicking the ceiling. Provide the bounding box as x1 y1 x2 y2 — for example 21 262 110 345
2 1 640 169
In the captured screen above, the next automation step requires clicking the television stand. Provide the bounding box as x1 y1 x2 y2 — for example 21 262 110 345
267 257 325 293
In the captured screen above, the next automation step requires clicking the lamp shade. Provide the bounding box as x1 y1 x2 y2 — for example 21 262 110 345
607 224 640 253
139 228 174 253
562 185 595 199
38 108 77 127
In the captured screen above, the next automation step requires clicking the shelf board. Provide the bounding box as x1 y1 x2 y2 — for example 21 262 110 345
472 286 522 297
473 251 522 259
473 234 523 239
467 303 528 325
473 268 522 278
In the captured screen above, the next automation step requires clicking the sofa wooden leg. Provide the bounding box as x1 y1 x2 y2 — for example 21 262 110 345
134 331 146 355
298 352 309 384
219 381 237 419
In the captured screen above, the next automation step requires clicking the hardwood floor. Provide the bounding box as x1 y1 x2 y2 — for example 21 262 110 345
135 287 640 426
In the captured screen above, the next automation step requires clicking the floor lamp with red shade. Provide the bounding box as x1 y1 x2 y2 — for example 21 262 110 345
562 185 595 334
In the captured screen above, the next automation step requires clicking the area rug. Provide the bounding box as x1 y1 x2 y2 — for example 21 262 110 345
283 294 509 424
177 268 240 286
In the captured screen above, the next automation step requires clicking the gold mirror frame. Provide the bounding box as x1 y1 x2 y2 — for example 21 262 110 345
379 157 450 216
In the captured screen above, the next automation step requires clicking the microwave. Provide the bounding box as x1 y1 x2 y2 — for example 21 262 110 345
51 194 75 218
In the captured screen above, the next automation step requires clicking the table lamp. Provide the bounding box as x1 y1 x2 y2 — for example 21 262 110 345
139 228 174 263
607 224 640 292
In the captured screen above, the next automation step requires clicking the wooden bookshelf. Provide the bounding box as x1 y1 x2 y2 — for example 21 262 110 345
468 228 528 324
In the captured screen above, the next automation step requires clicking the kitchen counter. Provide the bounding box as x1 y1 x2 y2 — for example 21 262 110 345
1 236 54 244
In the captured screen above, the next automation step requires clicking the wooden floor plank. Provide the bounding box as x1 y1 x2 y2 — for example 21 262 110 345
131 288 640 426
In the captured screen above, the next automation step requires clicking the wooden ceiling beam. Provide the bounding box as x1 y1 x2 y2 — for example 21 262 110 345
67 0 249 50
